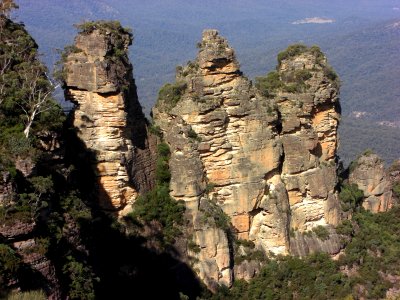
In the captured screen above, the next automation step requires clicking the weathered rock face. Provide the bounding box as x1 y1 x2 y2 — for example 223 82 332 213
64 25 155 213
388 160 400 204
275 49 342 236
152 30 343 286
289 228 343 257
349 153 394 212
0 219 61 298
153 30 287 288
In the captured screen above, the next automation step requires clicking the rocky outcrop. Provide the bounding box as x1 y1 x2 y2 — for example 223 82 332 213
63 22 156 213
349 152 394 212
289 227 343 257
0 219 61 298
274 47 342 252
152 30 342 287
153 30 286 288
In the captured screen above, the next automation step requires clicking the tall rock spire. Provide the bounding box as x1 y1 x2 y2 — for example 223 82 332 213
153 29 285 288
63 21 155 213
274 45 341 231
153 32 344 287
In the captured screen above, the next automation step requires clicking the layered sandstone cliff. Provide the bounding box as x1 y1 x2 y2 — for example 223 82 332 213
274 46 342 247
152 30 343 287
153 29 283 288
63 22 156 213
349 152 394 212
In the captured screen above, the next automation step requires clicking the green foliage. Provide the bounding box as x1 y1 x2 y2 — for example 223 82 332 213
129 184 185 245
0 243 21 285
212 208 400 300
277 44 308 65
275 44 340 91
235 249 266 265
235 239 255 249
0 15 63 161
255 71 283 98
156 142 171 185
312 225 330 241
63 256 96 300
178 60 199 77
204 182 216 194
200 199 230 231
393 182 400 198
0 175 55 225
187 128 201 142
74 20 132 37
309 45 325 62
157 142 171 157
128 141 185 246
212 252 351 300
149 123 162 137
336 220 354 236
157 81 187 110
233 238 262 265
60 191 92 222
256 68 313 96
339 208 400 299
362 148 375 156
339 183 364 212
187 239 201 253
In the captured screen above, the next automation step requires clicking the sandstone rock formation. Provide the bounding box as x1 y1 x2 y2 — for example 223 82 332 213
152 30 342 286
63 22 156 213
349 152 394 212
388 160 400 202
274 46 342 247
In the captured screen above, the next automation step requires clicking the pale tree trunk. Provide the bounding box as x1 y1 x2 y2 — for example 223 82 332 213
23 111 36 138
23 121 32 138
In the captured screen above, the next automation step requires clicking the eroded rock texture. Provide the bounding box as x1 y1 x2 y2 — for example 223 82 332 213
0 220 61 298
349 153 394 212
275 48 342 235
63 25 155 213
152 30 342 287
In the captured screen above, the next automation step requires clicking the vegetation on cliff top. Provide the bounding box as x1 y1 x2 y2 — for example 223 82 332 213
55 20 133 90
156 81 187 111
255 44 340 98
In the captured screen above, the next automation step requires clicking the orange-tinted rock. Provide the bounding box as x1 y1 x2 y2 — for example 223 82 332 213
349 153 394 212
64 25 155 213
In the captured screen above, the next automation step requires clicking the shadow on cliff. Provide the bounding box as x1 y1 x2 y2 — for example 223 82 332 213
60 111 206 300
124 81 157 194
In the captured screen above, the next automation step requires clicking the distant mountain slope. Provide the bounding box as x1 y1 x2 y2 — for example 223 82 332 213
326 20 400 124
338 117 400 166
